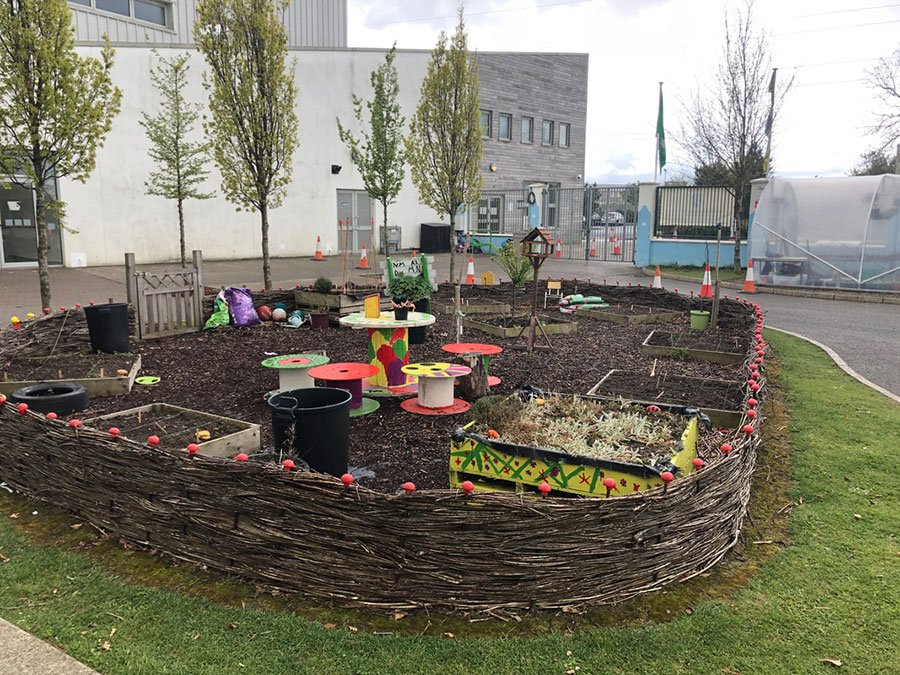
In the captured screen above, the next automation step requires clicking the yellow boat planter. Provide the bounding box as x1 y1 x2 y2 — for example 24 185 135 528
450 396 702 497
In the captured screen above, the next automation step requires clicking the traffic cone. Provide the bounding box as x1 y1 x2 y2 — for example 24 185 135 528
742 259 757 293
313 235 324 261
589 238 596 257
357 243 369 269
613 237 621 255
465 255 476 284
700 263 713 298
652 266 662 289
412 249 417 258
555 239 562 258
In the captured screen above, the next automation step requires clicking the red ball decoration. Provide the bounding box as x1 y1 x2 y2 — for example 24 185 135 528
147 435 160 447
749 364 758 371
538 482 551 496
75 303 81 308
660 471 674 484
747 398 758 408
461 480 475 494
68 419 82 428
721 443 732 455
751 371 760 380
89 301 95 305
17 402 28 414
282 459 295 471
750 382 760 392
742 424 754 435
59 306 66 311
402 481 416 494
692 458 705 470
43 307 50 314
747 409 758 419
645 405 661 412
340 473 354 486
754 357 763 364
108 427 120 438
603 477 616 496
747 379 757 387
235 453 249 462
46 412 58 420
0 394 6 405
278 287 283 291
187 443 199 455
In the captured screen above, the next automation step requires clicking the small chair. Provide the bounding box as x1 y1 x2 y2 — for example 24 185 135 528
543 280 562 308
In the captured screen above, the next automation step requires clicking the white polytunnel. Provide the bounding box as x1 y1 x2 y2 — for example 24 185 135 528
749 175 900 291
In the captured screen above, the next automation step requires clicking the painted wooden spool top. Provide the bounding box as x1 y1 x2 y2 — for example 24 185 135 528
307 362 380 381
261 353 330 370
339 311 435 329
441 342 504 356
401 362 472 379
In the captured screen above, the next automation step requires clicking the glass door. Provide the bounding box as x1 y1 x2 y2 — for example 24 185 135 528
0 180 63 266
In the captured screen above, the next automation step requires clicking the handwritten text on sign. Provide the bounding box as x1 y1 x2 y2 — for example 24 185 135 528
391 257 423 278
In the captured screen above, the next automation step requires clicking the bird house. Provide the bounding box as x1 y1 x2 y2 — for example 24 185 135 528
521 227 555 259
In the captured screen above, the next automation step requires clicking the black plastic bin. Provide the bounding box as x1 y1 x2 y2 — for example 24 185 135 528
408 298 429 344
83 303 130 354
268 387 352 477
420 223 451 253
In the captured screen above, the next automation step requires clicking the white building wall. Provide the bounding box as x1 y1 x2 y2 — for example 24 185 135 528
62 46 440 266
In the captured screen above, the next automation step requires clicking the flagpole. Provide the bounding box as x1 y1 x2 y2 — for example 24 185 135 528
654 82 662 182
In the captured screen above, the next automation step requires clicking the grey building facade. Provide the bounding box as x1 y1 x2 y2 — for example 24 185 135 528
67 0 348 47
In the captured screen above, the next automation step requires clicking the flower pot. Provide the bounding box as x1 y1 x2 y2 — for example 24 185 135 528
393 307 409 321
309 311 330 329
690 310 710 330
408 298 429 344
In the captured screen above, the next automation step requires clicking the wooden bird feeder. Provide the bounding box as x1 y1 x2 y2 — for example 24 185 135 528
519 228 555 352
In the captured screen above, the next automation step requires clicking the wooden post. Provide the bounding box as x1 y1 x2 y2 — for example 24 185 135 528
124 252 136 306
454 351 489 399
192 250 204 328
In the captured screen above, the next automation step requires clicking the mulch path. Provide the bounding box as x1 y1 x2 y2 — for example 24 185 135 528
73 282 754 492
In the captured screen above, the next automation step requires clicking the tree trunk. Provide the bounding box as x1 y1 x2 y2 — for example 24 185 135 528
733 180 744 273
381 199 388 257
34 183 52 310
448 212 456 282
178 197 186 267
260 200 272 289
455 351 489 399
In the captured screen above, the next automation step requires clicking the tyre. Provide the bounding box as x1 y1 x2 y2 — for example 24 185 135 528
10 382 90 415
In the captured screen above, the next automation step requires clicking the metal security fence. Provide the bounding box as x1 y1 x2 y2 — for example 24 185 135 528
654 186 741 240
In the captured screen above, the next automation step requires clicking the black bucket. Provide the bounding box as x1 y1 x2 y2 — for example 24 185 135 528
393 306 409 321
268 387 352 477
408 298 429 344
84 303 130 354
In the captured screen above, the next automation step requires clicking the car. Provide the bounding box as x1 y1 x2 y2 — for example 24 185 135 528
591 211 625 226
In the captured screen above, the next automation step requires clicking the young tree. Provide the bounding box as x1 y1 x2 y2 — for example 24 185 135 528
681 0 791 272
194 0 299 289
337 44 406 258
140 51 214 267
849 149 895 176
0 0 121 308
406 6 483 333
866 47 900 154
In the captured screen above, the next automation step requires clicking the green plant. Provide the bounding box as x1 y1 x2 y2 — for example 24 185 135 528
312 277 333 294
671 347 690 360
492 240 531 308
389 273 431 305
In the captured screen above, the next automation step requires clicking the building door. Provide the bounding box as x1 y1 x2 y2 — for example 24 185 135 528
0 179 63 267
336 190 373 252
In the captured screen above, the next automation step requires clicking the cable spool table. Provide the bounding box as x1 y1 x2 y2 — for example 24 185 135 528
306 362 381 417
261 353 330 394
338 311 436 391
400 362 472 415
440 342 503 387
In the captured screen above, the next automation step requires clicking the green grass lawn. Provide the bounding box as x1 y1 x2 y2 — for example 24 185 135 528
654 265 745 282
1 331 899 673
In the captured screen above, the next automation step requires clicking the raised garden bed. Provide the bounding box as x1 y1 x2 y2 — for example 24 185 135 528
577 303 684 325
433 298 511 315
641 330 749 365
85 402 260 458
587 369 745 429
462 313 578 338
450 394 701 497
0 353 141 397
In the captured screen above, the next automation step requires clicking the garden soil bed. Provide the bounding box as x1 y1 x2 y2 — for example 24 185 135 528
462 313 577 338
0 352 141 396
65 281 754 493
642 330 751 365
577 303 683 325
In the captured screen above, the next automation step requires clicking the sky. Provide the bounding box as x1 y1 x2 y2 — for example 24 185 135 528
346 0 900 184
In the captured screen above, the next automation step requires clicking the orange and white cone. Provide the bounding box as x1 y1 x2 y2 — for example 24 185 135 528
589 238 597 257
313 235 324 261
652 266 663 289
555 239 562 258
465 255 476 284
742 259 757 293
613 237 621 255
700 263 713 298
357 243 369 269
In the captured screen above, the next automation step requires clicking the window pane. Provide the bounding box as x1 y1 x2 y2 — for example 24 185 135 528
96 0 129 16
521 117 533 143
135 0 167 25
480 111 491 138
68 0 91 6
499 114 511 140
542 120 553 145
560 123 570 148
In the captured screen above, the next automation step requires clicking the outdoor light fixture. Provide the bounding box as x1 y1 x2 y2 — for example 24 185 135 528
490 163 498 172
331 164 342 174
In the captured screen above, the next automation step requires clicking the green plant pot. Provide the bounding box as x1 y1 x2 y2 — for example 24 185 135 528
690 310 710 330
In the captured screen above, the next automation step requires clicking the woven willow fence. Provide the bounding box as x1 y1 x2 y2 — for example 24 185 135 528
0 295 764 612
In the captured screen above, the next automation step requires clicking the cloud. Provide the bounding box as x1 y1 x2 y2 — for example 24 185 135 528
357 0 510 32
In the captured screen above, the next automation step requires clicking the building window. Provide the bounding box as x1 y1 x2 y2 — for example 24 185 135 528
480 111 492 139
498 113 511 141
521 117 533 143
71 0 170 27
542 120 554 146
560 123 570 148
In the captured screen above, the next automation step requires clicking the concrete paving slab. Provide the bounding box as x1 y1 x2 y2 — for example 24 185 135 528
0 618 98 674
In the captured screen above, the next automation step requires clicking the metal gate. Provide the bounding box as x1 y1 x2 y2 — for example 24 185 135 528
476 185 637 261
125 251 204 340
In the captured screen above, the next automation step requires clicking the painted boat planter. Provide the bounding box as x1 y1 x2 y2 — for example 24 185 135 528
0 353 141 397
461 314 578 338
433 299 511 315
85 402 261 458
577 305 684 326
641 330 746 365
587 369 744 429
449 405 700 498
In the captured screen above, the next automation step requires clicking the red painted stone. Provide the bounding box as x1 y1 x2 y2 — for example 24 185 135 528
461 480 474 494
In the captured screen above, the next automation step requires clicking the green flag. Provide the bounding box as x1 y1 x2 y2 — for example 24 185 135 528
656 83 666 172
